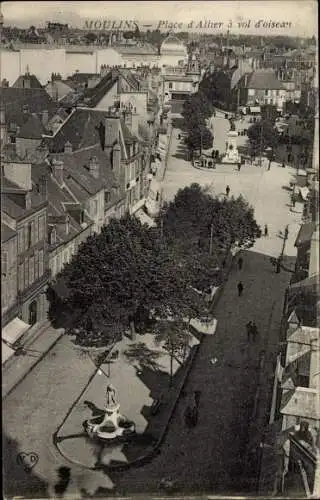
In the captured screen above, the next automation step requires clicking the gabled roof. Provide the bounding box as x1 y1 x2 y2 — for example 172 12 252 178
1 223 17 243
12 73 43 89
17 113 47 139
31 162 93 248
45 80 74 101
45 108 107 152
241 70 285 90
0 88 57 126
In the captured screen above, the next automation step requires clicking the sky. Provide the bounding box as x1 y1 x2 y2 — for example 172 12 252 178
1 1 318 37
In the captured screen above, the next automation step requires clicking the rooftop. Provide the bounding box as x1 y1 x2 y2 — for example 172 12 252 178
1 223 17 243
281 387 320 420
294 222 316 247
17 113 47 139
242 70 285 90
0 87 57 126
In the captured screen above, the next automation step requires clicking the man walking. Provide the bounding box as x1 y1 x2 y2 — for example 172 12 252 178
251 321 258 342
237 281 244 297
194 390 201 408
246 321 253 342
264 224 269 237
226 185 230 197
238 256 243 270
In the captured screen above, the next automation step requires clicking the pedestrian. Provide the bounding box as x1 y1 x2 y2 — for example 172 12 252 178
238 256 243 270
226 185 230 197
268 160 271 171
237 281 244 297
237 162 241 171
264 224 268 237
246 321 253 342
251 321 258 342
194 390 201 408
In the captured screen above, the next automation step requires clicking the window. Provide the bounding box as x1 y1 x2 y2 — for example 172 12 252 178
56 253 61 273
29 255 35 284
168 83 173 89
34 218 38 243
38 250 44 277
18 263 24 291
27 222 32 249
265 89 269 96
38 215 45 241
34 250 39 280
51 256 57 278
105 191 111 203
2 251 8 276
18 228 25 253
92 200 98 215
24 259 29 287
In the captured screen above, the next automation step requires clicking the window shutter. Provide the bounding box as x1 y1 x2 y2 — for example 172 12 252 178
34 250 39 280
29 255 35 284
24 259 29 287
2 251 8 276
39 250 44 276
19 263 24 291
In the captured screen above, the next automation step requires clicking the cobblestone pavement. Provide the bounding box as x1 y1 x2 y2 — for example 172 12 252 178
3 114 302 497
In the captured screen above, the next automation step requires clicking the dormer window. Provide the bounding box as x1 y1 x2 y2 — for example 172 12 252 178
49 226 56 245
66 216 70 235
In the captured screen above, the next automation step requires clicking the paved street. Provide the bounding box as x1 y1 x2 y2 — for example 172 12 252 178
3 113 302 497
108 115 302 494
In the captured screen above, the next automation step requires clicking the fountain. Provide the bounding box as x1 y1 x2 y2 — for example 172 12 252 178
83 384 136 442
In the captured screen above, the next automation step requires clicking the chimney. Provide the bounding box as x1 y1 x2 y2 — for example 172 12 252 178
131 111 140 136
122 109 132 128
89 156 99 179
39 175 48 200
52 159 64 186
42 110 49 128
25 191 32 210
64 141 73 154
105 115 120 152
112 142 121 182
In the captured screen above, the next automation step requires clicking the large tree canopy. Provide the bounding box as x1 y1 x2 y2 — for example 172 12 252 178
56 214 206 344
247 119 280 156
158 183 261 286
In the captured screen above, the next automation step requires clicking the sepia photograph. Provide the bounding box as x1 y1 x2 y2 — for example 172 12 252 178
1 1 319 498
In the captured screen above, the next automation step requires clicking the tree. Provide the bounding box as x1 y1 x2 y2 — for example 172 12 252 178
154 320 194 386
199 70 233 110
247 119 279 157
158 184 261 271
84 32 97 45
57 214 201 346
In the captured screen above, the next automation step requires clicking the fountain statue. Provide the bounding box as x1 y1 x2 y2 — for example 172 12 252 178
83 384 136 442
222 123 241 164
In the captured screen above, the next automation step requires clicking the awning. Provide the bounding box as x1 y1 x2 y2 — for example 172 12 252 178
2 317 30 345
2 317 31 364
135 208 156 227
299 186 310 201
250 106 261 113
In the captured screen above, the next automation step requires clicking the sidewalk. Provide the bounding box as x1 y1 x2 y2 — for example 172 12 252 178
2 321 64 398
